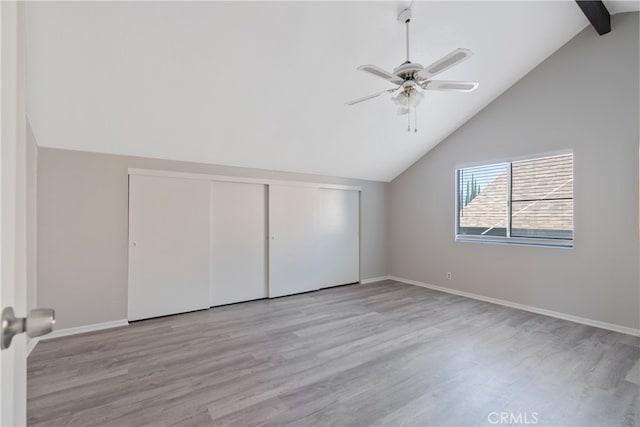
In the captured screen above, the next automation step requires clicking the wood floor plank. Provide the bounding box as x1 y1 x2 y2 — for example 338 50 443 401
28 281 639 426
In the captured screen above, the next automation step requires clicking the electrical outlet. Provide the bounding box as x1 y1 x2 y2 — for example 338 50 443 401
446 272 452 280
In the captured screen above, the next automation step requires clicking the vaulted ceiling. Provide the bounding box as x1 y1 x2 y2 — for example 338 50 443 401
25 1 634 181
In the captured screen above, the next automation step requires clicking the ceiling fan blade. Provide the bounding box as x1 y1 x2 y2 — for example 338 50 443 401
421 80 479 92
357 64 404 84
345 88 397 106
416 48 473 80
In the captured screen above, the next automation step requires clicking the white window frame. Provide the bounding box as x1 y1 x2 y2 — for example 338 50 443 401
454 151 574 249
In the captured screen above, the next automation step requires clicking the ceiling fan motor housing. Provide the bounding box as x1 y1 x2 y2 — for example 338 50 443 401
393 62 423 81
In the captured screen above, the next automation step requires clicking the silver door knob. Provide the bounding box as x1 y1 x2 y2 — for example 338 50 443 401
1 307 55 350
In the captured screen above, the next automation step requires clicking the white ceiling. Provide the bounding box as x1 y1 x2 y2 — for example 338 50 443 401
27 1 625 182
606 0 640 14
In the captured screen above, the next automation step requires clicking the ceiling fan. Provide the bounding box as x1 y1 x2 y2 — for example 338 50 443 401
347 7 479 132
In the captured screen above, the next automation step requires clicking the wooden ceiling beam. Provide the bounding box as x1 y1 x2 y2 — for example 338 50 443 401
575 1 611 35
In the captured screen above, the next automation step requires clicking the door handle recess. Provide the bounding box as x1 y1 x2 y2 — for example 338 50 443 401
1 307 55 350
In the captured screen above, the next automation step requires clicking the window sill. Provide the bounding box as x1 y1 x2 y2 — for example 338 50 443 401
455 236 573 249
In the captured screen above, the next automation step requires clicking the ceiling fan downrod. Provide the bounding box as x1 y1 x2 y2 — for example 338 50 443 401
398 8 412 63
406 20 410 62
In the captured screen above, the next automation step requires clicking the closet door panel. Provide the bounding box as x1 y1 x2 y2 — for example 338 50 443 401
128 175 210 321
318 188 360 287
268 185 323 297
210 182 266 306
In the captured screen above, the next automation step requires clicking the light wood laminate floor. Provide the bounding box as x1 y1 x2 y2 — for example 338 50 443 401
28 280 639 426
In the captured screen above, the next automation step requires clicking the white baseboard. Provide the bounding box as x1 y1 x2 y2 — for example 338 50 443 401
388 276 640 337
27 319 129 357
360 275 391 284
46 319 129 340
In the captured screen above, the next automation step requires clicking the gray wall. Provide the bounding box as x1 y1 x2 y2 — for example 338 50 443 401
37 149 389 329
390 13 639 330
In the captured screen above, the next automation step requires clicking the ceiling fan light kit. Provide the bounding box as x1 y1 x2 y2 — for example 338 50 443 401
347 6 479 132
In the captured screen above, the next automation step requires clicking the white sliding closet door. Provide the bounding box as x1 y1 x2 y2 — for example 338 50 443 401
128 175 210 321
268 185 323 297
318 188 360 288
210 182 266 306
269 185 360 298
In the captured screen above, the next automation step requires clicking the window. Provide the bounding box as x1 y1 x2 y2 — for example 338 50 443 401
456 153 573 247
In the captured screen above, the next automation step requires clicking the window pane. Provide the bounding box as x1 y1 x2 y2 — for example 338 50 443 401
511 200 573 239
458 163 508 237
511 154 573 239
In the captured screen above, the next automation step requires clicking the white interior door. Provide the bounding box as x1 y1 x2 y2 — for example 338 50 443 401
268 185 323 297
210 182 266 306
128 175 211 321
318 188 360 288
1 2 28 425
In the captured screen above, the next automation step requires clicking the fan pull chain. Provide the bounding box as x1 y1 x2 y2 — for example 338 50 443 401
407 91 411 132
414 106 418 133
